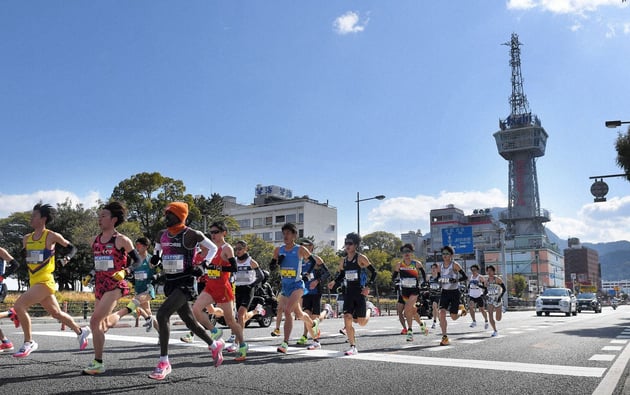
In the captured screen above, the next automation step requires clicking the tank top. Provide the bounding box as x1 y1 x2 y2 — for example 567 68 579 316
343 253 365 290
399 260 420 289
429 274 442 295
440 261 458 291
92 233 128 275
486 276 502 302
206 243 231 284
160 227 197 280
279 245 302 287
26 229 55 278
234 255 257 286
468 273 484 298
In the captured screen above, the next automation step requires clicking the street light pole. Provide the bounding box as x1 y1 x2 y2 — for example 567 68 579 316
355 192 386 235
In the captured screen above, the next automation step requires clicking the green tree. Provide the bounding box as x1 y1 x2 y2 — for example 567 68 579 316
191 193 229 233
0 212 30 290
110 172 195 241
615 128 630 181
362 231 402 257
512 274 528 298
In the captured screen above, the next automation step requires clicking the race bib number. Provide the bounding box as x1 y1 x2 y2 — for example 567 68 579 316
207 268 221 278
27 250 44 263
430 283 441 290
280 268 297 278
94 256 115 272
401 277 417 288
163 254 184 274
134 272 148 281
346 270 358 281
487 285 500 295
439 277 451 284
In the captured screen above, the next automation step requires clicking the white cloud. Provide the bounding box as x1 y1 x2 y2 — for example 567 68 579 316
570 22 583 31
0 190 101 218
360 189 630 244
507 0 624 15
605 22 617 37
333 11 368 35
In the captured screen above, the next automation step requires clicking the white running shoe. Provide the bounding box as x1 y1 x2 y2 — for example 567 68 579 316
344 345 358 356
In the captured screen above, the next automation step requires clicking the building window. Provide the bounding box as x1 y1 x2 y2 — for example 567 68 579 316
237 219 251 229
298 229 304 238
275 231 283 241
262 232 273 242
275 215 285 223
330 240 335 247
265 216 273 226
253 217 263 227
298 213 304 223
286 214 296 223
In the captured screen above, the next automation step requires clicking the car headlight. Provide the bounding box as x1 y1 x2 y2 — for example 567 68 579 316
560 299 569 307
536 299 542 306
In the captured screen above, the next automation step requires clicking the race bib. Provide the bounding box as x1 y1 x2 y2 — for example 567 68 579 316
439 277 451 284
207 268 221 278
27 250 44 263
346 270 358 281
280 268 297 278
430 283 441 290
401 277 417 288
162 254 184 274
134 272 148 281
94 255 115 271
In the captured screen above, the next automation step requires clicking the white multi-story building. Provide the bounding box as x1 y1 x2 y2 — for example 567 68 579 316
222 184 337 248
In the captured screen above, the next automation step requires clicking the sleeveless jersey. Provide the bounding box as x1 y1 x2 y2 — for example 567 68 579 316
132 255 154 293
399 260 420 289
429 274 442 296
234 255 257 286
160 227 197 281
468 273 484 298
486 276 502 303
206 244 231 284
92 233 128 276
279 245 302 288
439 261 458 290
343 253 366 290
25 230 55 285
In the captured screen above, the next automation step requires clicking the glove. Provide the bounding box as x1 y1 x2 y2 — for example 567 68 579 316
112 269 127 281
150 252 162 266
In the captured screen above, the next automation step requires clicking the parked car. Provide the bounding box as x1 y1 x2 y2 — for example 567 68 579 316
576 292 602 313
535 288 578 317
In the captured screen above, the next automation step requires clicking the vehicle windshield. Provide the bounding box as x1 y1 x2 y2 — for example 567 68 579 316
542 288 569 297
577 293 596 299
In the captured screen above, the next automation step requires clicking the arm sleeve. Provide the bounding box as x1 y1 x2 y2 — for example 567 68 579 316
269 258 278 271
2 259 20 277
458 269 468 282
127 249 142 270
199 235 218 261
60 243 78 260
222 257 237 272
366 265 377 286
332 270 345 290
253 267 264 285
318 263 331 282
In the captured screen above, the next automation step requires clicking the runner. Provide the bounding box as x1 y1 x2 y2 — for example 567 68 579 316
437 245 468 346
428 263 441 329
83 201 142 375
149 202 223 380
485 265 506 337
467 264 489 330
7 204 90 359
392 243 428 342
296 239 332 351
327 233 376 356
270 223 321 354
233 240 266 330
104 237 159 332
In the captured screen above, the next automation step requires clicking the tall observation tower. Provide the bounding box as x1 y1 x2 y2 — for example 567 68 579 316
493 33 550 238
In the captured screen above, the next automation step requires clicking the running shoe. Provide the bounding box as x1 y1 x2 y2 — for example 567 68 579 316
469 321 477 328
13 341 38 358
126 301 138 318
227 334 236 343
400 328 408 335
143 316 155 332
180 332 194 343
307 341 321 350
226 343 237 353
78 326 91 350
312 318 320 339
277 341 288 354
235 342 248 362
210 328 223 341
296 335 308 345
0 341 14 352
210 339 225 368
271 328 281 337
459 304 467 317
324 303 333 319
82 359 105 375
8 308 19 328
406 330 414 342
484 321 489 330
431 321 436 329
254 304 266 317
491 331 498 337
339 327 347 336
344 345 358 356
149 360 171 380
440 335 450 346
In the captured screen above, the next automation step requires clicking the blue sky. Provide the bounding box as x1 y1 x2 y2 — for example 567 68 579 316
1 1 630 246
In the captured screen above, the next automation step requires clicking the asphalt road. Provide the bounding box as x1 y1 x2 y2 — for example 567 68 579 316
1 306 630 394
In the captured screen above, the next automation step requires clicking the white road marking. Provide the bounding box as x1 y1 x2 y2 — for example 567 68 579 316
32 330 605 377
590 354 616 361
610 340 628 344
602 346 623 351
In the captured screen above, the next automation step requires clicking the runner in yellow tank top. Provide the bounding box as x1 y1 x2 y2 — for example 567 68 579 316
10 203 91 358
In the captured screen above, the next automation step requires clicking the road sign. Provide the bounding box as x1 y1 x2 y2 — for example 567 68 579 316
441 226 473 254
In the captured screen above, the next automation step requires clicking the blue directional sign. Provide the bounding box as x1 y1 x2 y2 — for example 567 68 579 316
441 226 473 254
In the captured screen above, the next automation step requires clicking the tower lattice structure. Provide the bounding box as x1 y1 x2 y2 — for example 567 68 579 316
493 33 550 239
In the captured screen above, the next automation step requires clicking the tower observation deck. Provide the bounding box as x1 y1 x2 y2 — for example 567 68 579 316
493 33 550 238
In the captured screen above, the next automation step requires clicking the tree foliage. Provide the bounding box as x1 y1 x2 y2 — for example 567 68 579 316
362 231 402 257
512 274 528 298
615 128 630 182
